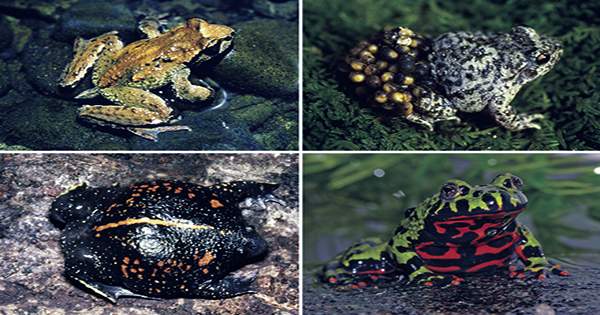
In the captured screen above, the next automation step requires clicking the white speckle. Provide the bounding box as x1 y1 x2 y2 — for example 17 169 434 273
593 166 600 175
76 205 83 210
373 169 385 177
222 121 230 129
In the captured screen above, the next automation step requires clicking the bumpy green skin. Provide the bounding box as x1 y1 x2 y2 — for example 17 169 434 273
321 173 569 288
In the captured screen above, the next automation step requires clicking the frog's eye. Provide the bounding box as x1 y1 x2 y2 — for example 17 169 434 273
536 53 550 65
502 176 524 190
223 36 233 42
440 183 460 201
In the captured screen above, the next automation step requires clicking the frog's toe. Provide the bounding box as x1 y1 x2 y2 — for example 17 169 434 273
419 274 463 287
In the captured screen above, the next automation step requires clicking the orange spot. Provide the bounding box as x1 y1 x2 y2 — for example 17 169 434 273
164 267 172 273
148 185 159 192
163 182 171 186
123 257 130 264
106 203 118 212
202 268 209 274
188 193 196 199
174 187 183 194
95 233 101 238
328 277 337 284
131 268 138 273
210 199 224 208
184 265 191 271
120 265 129 278
126 197 135 204
137 274 143 280
157 261 164 267
94 217 214 232
171 260 177 266
131 193 141 197
138 268 145 272
133 259 140 265
140 184 149 188
197 251 215 267
180 284 186 289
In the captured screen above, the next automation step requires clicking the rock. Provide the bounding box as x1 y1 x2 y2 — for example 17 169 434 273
0 0 76 21
210 19 298 99
0 94 129 150
0 60 10 96
252 0 298 20
21 30 91 98
0 143 29 151
54 1 136 42
0 16 13 51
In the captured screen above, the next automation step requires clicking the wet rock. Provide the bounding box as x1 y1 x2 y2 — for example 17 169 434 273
21 30 90 98
0 95 129 150
0 61 10 96
252 0 298 20
54 1 136 42
0 0 76 21
210 19 298 99
0 16 13 51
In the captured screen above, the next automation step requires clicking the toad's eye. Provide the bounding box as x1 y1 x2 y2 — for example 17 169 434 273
223 36 233 41
536 53 550 65
511 176 524 190
440 183 459 201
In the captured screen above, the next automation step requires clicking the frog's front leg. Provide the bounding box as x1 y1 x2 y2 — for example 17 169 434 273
59 31 122 88
387 240 463 287
488 100 544 131
511 224 569 279
79 86 191 141
171 68 214 102
138 15 168 38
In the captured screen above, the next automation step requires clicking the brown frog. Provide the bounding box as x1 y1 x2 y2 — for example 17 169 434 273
59 18 234 141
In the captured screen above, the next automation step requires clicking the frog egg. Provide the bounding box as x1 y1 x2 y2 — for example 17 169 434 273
375 60 389 70
374 91 388 104
382 83 398 93
367 44 379 54
380 72 394 82
398 55 415 73
380 47 399 61
403 76 415 85
350 72 365 83
350 61 366 71
363 65 377 76
391 92 409 103
359 51 376 63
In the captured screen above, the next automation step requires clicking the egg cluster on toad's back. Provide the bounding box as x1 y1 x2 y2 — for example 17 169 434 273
344 27 435 117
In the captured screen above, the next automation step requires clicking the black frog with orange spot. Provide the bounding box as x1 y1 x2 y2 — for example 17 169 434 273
49 180 281 303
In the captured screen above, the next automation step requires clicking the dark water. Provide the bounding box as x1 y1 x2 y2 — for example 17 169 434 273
303 154 600 314
0 0 298 150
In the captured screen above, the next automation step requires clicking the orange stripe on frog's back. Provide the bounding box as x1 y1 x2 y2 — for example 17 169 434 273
96 28 205 88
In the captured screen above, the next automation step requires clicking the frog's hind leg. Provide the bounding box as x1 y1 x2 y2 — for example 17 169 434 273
321 238 400 288
488 100 544 131
79 87 191 141
171 68 215 102
59 32 122 88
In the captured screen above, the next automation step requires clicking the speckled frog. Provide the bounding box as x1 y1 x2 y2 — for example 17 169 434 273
50 180 283 302
320 173 569 288
59 18 234 141
346 26 562 131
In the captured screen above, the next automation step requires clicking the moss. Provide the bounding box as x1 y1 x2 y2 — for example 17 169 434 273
303 0 600 150
211 19 298 99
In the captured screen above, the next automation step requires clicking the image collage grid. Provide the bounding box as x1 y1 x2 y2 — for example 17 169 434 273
0 0 599 314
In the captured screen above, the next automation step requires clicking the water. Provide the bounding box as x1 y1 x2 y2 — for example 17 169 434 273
0 0 299 150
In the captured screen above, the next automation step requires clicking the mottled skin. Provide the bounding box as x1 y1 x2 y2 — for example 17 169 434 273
321 173 568 288
59 18 234 141
49 180 280 303
388 26 562 131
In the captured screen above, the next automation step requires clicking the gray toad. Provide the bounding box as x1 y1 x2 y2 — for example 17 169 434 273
346 26 562 131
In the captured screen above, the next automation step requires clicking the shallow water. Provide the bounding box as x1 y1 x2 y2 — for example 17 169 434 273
0 0 298 150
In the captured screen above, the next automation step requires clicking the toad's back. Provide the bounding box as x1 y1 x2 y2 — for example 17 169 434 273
96 26 206 88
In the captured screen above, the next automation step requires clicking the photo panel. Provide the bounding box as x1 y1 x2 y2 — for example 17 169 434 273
303 153 600 314
0 153 299 313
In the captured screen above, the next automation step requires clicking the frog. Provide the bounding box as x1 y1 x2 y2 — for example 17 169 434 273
49 180 284 303
58 17 235 141
320 173 569 288
345 26 562 131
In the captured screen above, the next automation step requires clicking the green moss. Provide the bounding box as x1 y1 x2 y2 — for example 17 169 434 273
212 19 298 99
303 0 600 150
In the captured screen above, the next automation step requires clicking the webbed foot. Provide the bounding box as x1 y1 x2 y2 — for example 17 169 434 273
197 273 257 299
509 263 569 280
69 275 157 304
417 274 464 287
